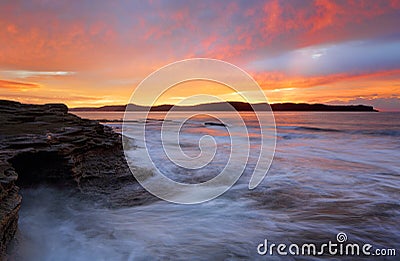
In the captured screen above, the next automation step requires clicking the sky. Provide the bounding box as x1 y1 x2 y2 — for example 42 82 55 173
0 0 399 111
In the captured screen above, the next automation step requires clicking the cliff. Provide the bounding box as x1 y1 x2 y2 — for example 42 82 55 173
0 100 150 258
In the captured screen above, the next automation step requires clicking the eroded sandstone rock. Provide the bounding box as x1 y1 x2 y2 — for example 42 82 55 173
0 100 153 257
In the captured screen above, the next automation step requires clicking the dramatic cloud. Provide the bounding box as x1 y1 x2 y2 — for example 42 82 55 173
0 0 399 109
253 69 400 90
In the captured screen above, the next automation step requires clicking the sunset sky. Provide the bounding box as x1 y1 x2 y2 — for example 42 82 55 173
0 0 399 110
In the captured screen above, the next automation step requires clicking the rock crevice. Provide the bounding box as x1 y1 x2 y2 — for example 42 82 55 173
0 100 151 258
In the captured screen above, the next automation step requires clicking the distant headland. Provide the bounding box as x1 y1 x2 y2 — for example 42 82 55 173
70 102 378 112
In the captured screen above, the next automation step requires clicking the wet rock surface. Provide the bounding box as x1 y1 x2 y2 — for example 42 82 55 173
0 100 154 257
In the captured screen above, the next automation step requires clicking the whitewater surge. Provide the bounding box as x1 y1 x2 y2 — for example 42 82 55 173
11 111 400 260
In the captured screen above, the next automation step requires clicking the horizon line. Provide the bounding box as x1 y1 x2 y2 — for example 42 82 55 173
70 101 375 109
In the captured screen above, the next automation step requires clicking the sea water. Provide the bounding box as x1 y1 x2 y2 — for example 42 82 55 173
11 112 400 260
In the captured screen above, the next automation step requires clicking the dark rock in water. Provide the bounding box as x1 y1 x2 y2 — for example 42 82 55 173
0 100 153 257
204 122 226 127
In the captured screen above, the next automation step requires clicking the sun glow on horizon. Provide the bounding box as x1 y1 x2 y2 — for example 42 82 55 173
0 1 399 111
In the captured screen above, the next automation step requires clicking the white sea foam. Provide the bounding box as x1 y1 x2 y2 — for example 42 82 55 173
12 112 400 260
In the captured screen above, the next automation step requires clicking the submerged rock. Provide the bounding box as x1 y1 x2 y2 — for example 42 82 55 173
204 121 226 127
0 100 153 257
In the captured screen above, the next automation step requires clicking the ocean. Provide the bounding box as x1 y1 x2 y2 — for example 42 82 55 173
12 111 400 260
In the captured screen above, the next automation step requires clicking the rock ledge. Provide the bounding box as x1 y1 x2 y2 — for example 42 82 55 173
0 100 151 257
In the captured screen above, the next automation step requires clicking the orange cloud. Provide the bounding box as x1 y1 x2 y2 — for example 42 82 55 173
0 79 40 90
253 69 400 91
262 70 400 106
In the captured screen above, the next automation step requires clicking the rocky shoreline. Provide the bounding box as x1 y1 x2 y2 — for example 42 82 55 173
0 100 152 258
